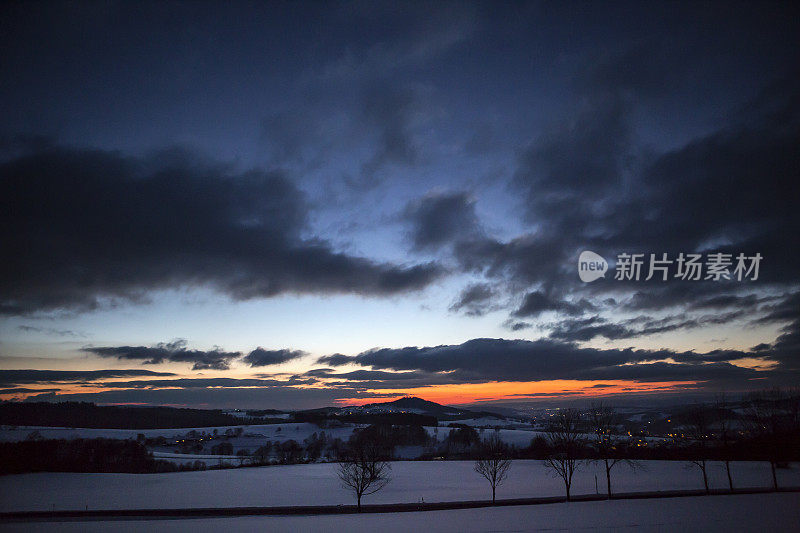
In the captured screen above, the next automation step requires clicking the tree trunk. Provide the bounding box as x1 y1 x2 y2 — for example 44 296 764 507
702 462 709 494
605 459 612 499
492 485 496 503
725 460 733 492
565 482 571 502
357 494 361 512
771 461 778 490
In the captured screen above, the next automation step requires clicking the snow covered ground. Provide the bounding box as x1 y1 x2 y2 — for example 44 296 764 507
0 423 358 443
2 493 798 532
1 460 797 512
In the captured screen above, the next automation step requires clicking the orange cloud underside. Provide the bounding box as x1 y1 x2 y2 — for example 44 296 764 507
334 380 700 406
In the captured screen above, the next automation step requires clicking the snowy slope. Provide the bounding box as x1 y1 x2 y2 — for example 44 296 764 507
1 460 797 512
3 493 797 533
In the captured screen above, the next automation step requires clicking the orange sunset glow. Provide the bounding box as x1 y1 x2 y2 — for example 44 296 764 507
332 379 701 406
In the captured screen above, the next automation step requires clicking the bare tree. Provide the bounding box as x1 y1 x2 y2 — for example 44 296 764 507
588 401 634 499
714 394 736 491
336 441 391 511
474 434 512 503
544 408 584 501
682 404 712 494
744 388 799 490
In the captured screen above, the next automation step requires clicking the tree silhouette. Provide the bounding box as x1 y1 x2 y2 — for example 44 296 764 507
336 441 391 511
744 388 799 490
474 434 512 503
714 394 736 491
544 409 584 501
681 404 712 494
588 401 635 499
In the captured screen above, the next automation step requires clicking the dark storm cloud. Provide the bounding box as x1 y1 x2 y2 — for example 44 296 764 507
512 291 595 318
315 353 353 367
616 78 800 277
303 369 418 381
360 83 420 176
0 388 61 394
453 233 567 289
440 71 800 336
242 348 307 367
318 337 789 385
687 294 764 311
546 317 631 342
310 369 443 384
513 91 630 226
748 293 800 372
405 192 483 251
84 340 240 371
92 377 317 389
771 322 800 371
449 283 496 316
547 310 747 343
502 320 532 331
0 369 175 387
0 145 442 315
751 292 800 325
301 368 470 390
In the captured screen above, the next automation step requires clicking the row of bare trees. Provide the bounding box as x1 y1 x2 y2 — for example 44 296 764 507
545 390 799 501
533 404 637 502
535 390 800 501
683 389 800 493
335 389 798 508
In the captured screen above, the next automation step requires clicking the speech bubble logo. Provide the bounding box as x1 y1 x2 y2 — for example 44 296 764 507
578 250 608 282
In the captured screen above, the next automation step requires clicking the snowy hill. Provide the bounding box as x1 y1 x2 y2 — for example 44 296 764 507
339 397 506 421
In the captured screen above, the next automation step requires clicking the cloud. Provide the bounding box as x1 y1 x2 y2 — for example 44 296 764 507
0 145 442 315
18 386 371 411
308 369 431 382
242 348 306 367
315 353 353 366
0 369 175 387
0 388 61 394
17 325 85 338
405 191 483 251
91 377 317 389
502 320 532 331
440 72 800 337
513 92 630 226
84 340 240 371
318 337 792 386
449 283 496 316
360 83 421 176
512 291 595 318
547 310 747 343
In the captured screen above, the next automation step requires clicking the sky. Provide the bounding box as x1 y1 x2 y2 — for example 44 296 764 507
1 1 798 410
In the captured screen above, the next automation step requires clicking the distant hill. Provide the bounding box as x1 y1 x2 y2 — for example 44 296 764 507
1 398 506 429
344 396 505 421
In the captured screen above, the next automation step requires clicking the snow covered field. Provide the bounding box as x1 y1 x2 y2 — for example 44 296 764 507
1 460 797 512
2 493 798 532
0 423 359 443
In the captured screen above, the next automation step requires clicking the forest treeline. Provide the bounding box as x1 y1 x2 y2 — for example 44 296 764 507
0 439 182 474
0 402 269 429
